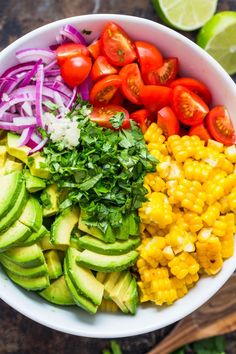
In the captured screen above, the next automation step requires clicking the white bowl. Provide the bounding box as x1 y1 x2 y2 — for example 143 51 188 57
0 14 236 339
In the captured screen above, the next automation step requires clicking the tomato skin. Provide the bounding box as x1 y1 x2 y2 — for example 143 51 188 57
157 106 179 137
170 77 212 105
88 39 101 60
91 56 117 81
189 123 211 142
60 56 92 87
101 23 136 67
206 105 235 146
140 85 172 112
89 75 122 105
109 90 124 106
56 43 89 66
144 58 178 86
171 85 209 126
119 63 144 105
135 41 163 75
90 105 130 129
130 109 150 133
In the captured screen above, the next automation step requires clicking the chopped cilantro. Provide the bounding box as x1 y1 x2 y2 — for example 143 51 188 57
109 112 125 129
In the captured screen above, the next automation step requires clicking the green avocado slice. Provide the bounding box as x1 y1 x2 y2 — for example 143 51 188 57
44 250 63 280
4 244 45 268
0 221 31 252
5 269 49 291
0 254 48 278
51 207 79 246
19 196 43 232
39 275 75 306
22 225 48 246
0 171 23 219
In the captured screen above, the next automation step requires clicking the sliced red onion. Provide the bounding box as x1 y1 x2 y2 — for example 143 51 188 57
22 101 33 116
29 137 48 155
78 75 91 101
44 59 57 72
13 117 37 128
49 43 60 51
44 80 72 97
67 87 77 110
16 48 56 64
31 131 42 144
19 59 42 87
0 112 19 122
0 62 35 79
12 85 69 103
0 121 23 131
18 127 34 146
59 25 87 45
0 94 35 117
44 68 61 77
54 91 67 116
35 64 44 128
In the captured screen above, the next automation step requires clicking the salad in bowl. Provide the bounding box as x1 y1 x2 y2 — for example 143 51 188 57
0 14 235 338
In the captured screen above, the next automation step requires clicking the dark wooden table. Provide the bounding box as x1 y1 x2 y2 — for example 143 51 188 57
0 1 236 353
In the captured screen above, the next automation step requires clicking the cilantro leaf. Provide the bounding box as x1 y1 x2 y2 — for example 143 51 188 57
109 111 125 129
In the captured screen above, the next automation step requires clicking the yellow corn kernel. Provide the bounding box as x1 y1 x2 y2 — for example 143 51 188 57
166 226 195 254
144 123 163 143
168 252 200 279
184 273 199 288
144 173 166 193
167 161 184 180
171 277 188 298
219 196 231 214
207 139 224 152
201 203 221 226
224 174 236 194
184 159 212 183
228 186 236 212
196 237 223 275
221 233 234 259
197 228 213 242
225 145 236 163
184 212 203 232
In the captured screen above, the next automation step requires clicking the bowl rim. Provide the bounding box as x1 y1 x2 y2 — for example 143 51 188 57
0 13 236 338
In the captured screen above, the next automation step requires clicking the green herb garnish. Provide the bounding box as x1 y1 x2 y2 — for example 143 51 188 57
109 112 125 129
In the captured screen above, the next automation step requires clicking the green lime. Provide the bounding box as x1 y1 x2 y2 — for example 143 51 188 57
152 0 218 31
197 11 236 75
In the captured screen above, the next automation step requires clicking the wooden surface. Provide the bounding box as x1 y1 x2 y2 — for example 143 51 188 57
0 1 236 353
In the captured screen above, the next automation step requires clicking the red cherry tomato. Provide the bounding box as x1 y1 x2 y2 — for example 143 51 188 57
90 105 130 129
60 56 92 87
56 43 89 66
88 39 101 60
91 56 117 81
109 91 124 106
170 77 212 105
189 123 211 142
101 23 137 67
171 85 209 126
140 85 172 112
144 58 178 86
157 106 180 137
130 109 150 133
135 41 163 75
206 105 235 145
119 63 144 105
89 75 122 105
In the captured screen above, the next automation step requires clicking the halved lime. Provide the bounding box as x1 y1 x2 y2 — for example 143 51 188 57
197 11 236 75
152 0 218 31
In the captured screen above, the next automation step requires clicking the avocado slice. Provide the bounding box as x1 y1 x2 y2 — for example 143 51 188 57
5 269 49 291
0 221 32 251
29 152 50 179
78 235 140 255
41 184 59 217
0 254 48 278
2 160 23 175
39 233 67 251
7 132 31 164
64 259 98 314
109 271 132 313
97 271 123 300
4 244 45 268
22 225 48 246
19 197 43 232
78 211 104 240
66 247 104 306
70 231 83 251
51 207 79 246
0 171 23 220
0 180 27 232
24 170 46 192
39 275 75 306
0 145 7 167
76 249 138 272
123 278 139 315
44 250 63 280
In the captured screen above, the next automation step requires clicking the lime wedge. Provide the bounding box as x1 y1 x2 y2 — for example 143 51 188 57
152 0 218 31
197 11 236 75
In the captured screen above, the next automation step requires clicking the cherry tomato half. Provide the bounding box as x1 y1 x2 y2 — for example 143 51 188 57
140 85 172 112
135 41 163 75
91 56 117 81
60 55 92 87
189 123 211 142
157 106 179 137
144 58 178 86
88 39 101 60
130 109 150 133
101 23 137 67
56 43 89 66
90 105 130 129
206 105 235 145
171 85 209 126
89 75 122 105
119 63 144 105
109 90 124 106
170 77 212 106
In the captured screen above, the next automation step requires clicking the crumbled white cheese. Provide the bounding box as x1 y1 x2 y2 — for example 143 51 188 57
43 112 81 149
